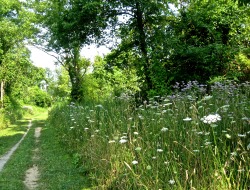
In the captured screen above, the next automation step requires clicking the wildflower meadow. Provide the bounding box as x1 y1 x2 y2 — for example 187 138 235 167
48 81 250 189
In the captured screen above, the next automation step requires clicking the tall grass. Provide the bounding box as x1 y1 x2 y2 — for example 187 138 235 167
48 80 250 189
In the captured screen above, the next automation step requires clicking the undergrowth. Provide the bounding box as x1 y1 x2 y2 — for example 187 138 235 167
48 80 250 189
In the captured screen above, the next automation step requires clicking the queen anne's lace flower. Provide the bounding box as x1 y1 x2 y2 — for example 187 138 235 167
157 149 163 152
201 114 221 124
119 139 127 144
183 117 192 121
169 179 175 185
161 127 168 132
132 160 138 165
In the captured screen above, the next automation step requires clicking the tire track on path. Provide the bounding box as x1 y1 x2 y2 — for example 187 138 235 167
23 127 41 190
0 120 32 172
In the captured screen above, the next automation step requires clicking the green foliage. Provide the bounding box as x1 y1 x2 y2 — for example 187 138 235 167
0 117 43 189
0 109 9 130
92 56 140 99
26 86 51 107
0 96 24 128
104 0 171 97
49 66 71 101
101 0 250 97
166 0 250 84
37 0 108 102
48 81 250 189
233 53 250 81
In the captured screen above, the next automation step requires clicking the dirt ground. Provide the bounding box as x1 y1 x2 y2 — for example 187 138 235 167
23 127 42 190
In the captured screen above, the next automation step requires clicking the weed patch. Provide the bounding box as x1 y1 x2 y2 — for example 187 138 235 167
48 81 250 189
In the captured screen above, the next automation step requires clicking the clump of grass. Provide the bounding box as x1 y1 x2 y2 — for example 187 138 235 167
48 80 250 189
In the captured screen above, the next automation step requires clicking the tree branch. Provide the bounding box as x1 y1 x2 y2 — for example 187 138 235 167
28 43 65 66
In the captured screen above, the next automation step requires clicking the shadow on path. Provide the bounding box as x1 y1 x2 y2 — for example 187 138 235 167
0 120 32 172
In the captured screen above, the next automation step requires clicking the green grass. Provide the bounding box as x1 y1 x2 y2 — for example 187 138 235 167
0 106 47 157
0 107 92 189
0 107 48 189
0 119 30 157
47 80 250 189
38 117 91 190
0 120 37 189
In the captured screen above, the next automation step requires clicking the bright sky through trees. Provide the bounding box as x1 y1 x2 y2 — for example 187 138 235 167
29 45 110 70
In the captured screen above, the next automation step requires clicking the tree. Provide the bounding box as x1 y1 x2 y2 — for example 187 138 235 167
104 0 173 97
37 0 107 102
0 0 38 107
92 55 139 99
50 66 71 100
166 0 250 83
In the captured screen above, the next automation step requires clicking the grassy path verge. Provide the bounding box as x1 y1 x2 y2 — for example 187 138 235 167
38 114 91 190
0 109 91 190
0 118 38 189
0 119 31 157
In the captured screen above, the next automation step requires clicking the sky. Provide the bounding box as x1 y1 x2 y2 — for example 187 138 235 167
29 44 110 71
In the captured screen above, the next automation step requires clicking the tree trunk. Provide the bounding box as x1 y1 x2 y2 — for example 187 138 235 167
68 64 84 102
135 2 152 96
66 47 84 102
0 81 4 108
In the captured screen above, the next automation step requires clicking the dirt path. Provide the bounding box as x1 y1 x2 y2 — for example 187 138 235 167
0 120 42 189
23 127 42 190
0 120 32 172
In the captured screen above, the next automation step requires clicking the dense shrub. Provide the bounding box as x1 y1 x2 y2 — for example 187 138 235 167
26 86 52 107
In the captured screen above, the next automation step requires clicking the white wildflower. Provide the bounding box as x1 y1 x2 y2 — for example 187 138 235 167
201 114 221 124
164 161 170 165
157 149 163 152
108 140 115 144
133 132 139 135
203 95 213 101
241 117 249 120
119 139 128 144
132 160 138 165
138 115 144 119
225 134 231 139
169 179 175 185
231 152 237 156
196 131 203 135
183 117 192 121
238 134 246 138
162 110 167 113
161 127 168 132
164 103 172 106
